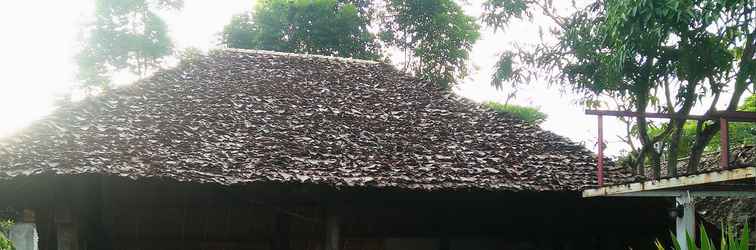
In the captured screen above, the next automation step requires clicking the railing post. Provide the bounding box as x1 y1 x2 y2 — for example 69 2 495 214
597 115 604 186
719 118 729 169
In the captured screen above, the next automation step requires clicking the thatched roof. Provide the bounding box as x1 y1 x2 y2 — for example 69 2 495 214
0 49 626 191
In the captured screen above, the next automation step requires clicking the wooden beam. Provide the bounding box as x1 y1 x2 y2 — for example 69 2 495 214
585 110 711 120
713 111 756 122
585 110 756 122
582 167 756 197
111 239 271 249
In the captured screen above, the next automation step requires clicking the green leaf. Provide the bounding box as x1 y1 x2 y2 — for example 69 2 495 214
655 239 667 250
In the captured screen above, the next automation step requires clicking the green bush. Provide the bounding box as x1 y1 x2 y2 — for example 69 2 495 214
655 223 751 250
484 101 547 124
0 220 14 250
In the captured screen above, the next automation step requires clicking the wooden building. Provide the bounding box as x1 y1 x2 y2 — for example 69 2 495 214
0 50 671 250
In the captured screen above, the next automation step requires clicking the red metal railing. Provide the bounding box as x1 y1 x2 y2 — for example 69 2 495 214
585 110 756 186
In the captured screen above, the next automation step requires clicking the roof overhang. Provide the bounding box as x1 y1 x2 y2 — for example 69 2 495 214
583 166 756 198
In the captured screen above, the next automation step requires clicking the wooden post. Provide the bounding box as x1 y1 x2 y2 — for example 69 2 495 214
36 192 58 250
324 215 341 250
55 207 78 250
719 118 729 169
86 177 112 250
273 213 291 250
439 237 450 250
54 179 78 250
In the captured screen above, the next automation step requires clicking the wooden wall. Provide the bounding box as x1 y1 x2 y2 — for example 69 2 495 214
0 176 673 250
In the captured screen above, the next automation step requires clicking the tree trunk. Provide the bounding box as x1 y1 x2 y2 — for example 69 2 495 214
666 75 700 176
634 82 655 178
650 148 661 178
688 123 719 172
635 116 652 177
636 148 646 177
666 120 686 176
687 27 755 172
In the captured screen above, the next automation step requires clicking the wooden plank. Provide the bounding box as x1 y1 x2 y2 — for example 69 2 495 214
55 207 78 250
88 177 112 250
35 207 56 250
714 111 756 122
273 213 291 250
325 215 341 250
53 179 77 250
111 239 272 249
100 177 114 250
583 167 756 197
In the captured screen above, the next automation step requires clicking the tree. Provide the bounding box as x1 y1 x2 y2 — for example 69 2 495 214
379 0 481 88
222 0 480 88
76 0 183 89
482 0 755 177
221 0 381 60
653 94 756 158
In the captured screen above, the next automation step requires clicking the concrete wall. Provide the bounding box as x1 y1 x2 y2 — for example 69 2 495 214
9 223 38 250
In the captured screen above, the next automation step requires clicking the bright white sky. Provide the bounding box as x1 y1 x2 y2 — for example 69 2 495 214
0 0 719 156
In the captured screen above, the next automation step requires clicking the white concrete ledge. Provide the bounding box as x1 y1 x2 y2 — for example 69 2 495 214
583 167 756 197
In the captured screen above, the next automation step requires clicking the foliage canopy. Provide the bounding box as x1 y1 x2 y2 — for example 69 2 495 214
482 0 756 176
379 0 480 88
222 0 381 60
651 94 756 158
222 0 480 88
0 220 13 250
76 0 182 89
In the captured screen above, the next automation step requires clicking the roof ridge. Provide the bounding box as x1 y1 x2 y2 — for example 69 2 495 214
220 48 382 65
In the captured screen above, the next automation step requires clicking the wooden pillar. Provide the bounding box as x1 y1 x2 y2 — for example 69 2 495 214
439 238 450 250
273 213 291 250
83 177 111 250
53 179 78 250
55 207 78 250
324 214 341 250
35 207 57 250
